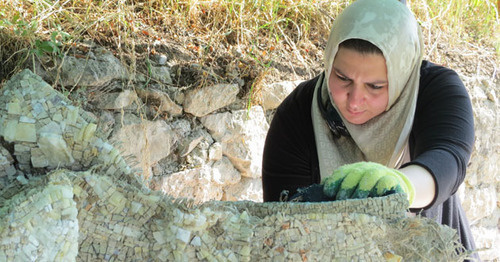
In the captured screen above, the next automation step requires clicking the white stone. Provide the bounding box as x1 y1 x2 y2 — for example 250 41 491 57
135 88 183 118
15 122 37 143
0 146 14 167
2 119 18 142
31 148 49 168
37 132 75 168
39 121 62 135
223 177 263 202
156 166 223 202
16 175 29 184
184 83 239 117
201 106 269 178
460 174 497 224
96 90 139 110
111 119 177 169
211 157 241 186
149 66 173 84
208 142 223 161
41 47 129 87
130 201 143 213
153 231 166 245
157 54 168 66
471 226 500 261
7 100 22 115
179 132 204 157
171 225 190 244
66 105 79 125
190 236 202 247
19 116 36 123
260 80 302 110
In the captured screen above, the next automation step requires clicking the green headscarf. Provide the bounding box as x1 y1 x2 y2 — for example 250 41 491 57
312 0 424 180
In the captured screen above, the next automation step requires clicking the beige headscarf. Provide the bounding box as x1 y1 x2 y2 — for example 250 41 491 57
312 0 424 181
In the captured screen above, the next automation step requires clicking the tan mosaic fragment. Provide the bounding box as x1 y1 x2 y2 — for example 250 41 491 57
0 69 471 261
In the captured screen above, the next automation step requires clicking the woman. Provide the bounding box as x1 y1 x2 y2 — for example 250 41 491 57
262 0 478 259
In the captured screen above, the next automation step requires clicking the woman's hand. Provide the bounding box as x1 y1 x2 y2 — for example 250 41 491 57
322 162 415 204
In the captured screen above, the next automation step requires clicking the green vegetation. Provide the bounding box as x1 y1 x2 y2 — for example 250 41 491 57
0 0 498 86
413 0 498 45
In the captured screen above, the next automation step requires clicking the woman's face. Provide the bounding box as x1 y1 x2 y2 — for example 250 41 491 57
328 47 389 125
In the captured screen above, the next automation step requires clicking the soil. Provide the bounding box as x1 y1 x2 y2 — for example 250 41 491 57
53 30 497 138
127 32 498 106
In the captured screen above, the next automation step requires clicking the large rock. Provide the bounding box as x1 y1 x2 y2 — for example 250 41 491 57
135 88 183 118
183 83 239 117
260 80 302 110
154 165 224 202
110 115 178 175
201 106 269 178
0 69 133 180
149 65 173 85
154 157 241 203
223 177 263 202
211 156 241 187
96 90 139 110
39 47 128 87
35 132 75 168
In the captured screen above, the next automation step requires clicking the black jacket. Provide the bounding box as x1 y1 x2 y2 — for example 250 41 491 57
262 61 478 257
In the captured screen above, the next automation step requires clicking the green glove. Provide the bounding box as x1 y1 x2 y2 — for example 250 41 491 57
321 162 415 204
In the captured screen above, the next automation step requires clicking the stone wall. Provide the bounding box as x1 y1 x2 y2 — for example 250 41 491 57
0 39 498 260
457 75 500 260
0 69 475 261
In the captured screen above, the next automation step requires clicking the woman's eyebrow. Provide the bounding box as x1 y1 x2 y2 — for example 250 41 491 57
333 67 350 79
333 67 388 85
368 80 388 85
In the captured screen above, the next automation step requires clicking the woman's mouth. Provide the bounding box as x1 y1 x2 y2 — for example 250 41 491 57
347 108 364 116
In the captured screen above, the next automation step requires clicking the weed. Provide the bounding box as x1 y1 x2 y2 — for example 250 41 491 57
32 28 71 58
0 0 497 85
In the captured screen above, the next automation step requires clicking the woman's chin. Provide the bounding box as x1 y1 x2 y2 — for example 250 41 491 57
345 118 368 125
343 112 370 125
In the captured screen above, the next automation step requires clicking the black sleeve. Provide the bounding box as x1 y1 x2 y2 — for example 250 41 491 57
262 76 320 202
405 61 475 212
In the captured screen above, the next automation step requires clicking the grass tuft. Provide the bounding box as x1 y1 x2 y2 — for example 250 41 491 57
0 0 497 87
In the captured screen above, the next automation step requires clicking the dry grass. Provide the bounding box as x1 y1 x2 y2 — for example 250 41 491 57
0 0 498 89
411 0 499 64
384 216 474 261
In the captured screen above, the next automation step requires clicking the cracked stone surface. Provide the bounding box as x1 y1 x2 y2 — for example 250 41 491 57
0 69 471 261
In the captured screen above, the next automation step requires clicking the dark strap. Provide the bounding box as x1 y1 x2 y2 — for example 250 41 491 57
316 73 350 138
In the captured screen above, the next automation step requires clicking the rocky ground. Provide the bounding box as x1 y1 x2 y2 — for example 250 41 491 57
0 69 473 261
0 8 499 259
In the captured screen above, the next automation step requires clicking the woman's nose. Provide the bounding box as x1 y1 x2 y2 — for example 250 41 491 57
347 85 365 109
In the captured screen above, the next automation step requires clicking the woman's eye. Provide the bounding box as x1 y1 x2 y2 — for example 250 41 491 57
368 84 383 89
337 74 349 81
